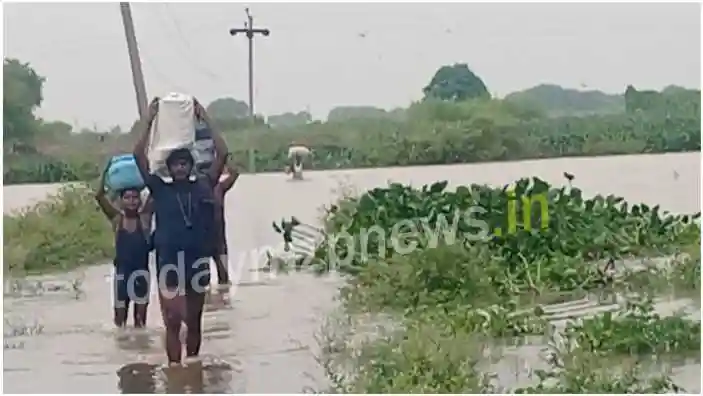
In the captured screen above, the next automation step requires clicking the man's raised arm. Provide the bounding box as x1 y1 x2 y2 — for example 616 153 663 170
132 98 160 182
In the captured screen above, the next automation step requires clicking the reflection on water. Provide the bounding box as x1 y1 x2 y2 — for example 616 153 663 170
117 362 157 394
117 360 236 394
204 290 232 312
3 153 701 393
114 329 157 352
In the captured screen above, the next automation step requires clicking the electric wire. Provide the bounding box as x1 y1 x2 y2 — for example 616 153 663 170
157 4 224 83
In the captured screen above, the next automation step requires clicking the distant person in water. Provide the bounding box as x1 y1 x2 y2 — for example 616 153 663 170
285 141 311 179
133 97 229 364
95 168 153 328
209 159 240 289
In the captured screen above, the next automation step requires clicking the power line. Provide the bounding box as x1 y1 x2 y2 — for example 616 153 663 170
140 52 189 93
159 4 223 82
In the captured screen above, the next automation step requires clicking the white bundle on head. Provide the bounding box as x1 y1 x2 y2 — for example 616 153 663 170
147 92 196 179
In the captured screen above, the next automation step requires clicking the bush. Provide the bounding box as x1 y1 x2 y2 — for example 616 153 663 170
320 296 696 393
515 337 688 393
562 296 700 356
316 176 700 275
320 313 497 394
224 110 700 173
3 184 112 275
316 175 701 393
3 154 100 184
4 97 700 184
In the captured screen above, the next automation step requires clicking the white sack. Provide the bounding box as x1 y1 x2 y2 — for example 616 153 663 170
288 145 311 158
148 93 196 176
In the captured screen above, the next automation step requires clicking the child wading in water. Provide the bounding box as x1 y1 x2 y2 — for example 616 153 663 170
96 166 154 328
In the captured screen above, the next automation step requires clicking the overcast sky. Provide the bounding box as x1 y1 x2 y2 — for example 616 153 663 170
3 2 700 130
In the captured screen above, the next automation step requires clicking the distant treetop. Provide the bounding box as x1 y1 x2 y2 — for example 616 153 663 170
423 63 491 102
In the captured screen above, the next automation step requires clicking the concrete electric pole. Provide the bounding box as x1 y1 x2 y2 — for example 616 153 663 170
229 7 269 119
119 2 148 119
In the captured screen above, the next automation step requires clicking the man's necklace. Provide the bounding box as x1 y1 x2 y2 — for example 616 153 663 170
175 192 193 228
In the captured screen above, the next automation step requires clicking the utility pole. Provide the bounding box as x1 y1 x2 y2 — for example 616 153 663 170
229 7 269 119
120 2 148 119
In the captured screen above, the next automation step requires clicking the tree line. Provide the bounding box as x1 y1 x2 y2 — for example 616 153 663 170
3 58 700 184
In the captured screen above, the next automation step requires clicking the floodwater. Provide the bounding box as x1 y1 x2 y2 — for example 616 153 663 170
3 152 701 393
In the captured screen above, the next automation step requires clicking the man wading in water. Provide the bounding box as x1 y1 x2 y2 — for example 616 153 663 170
209 159 239 289
285 141 311 179
95 169 153 328
133 97 228 364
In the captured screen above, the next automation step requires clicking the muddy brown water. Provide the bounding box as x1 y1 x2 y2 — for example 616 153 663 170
3 152 701 393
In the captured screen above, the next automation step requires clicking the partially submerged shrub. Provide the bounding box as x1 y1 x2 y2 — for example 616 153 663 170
318 300 694 393
670 245 701 294
319 312 498 394
562 296 700 356
317 175 701 393
516 343 686 393
341 243 603 315
3 184 112 274
317 176 700 275
516 305 692 394
320 177 700 321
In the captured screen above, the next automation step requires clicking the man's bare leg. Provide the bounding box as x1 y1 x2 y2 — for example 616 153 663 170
213 252 230 287
185 290 206 358
160 291 185 364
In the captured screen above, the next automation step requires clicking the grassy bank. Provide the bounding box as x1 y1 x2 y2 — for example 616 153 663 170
3 184 113 276
5 97 700 184
314 175 701 392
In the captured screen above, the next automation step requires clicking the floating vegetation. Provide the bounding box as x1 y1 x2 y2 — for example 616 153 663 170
316 175 701 392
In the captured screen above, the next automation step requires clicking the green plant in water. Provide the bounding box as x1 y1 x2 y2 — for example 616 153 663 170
410 303 549 339
318 312 498 394
315 174 700 394
317 175 700 276
562 295 700 356
515 329 687 393
669 245 701 294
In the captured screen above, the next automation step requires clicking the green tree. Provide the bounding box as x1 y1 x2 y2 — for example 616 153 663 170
206 97 250 121
625 85 658 114
625 85 700 118
505 84 624 117
423 63 490 102
38 120 73 137
327 106 388 122
3 58 45 147
268 111 312 128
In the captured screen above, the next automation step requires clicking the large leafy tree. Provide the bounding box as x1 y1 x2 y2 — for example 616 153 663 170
3 58 45 147
327 106 388 122
268 111 312 128
625 85 701 118
505 84 624 116
204 97 269 131
206 97 250 121
423 63 490 102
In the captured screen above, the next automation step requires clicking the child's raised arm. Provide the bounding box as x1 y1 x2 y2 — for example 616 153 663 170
95 165 121 221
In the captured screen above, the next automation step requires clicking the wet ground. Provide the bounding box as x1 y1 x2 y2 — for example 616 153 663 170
3 152 701 393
